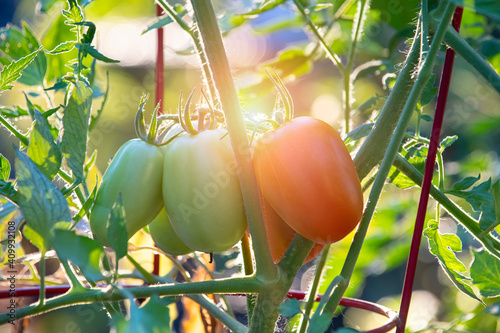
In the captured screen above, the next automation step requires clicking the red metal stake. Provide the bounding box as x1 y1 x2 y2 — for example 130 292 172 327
152 3 164 276
397 7 463 333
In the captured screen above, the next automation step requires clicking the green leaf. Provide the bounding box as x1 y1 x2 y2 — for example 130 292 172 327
15 149 71 251
42 14 77 82
420 114 432 122
74 21 96 44
61 80 93 181
113 296 172 333
424 220 482 303
344 123 374 146
449 0 500 21
491 180 500 230
0 154 10 181
391 146 427 189
76 43 120 63
62 0 84 24
46 41 76 55
446 178 496 230
27 109 62 180
449 175 481 191
107 193 128 260
307 313 333 333
0 179 17 202
0 23 47 87
71 184 96 225
40 0 65 12
470 249 500 298
143 14 185 35
53 229 106 282
440 135 458 150
0 48 41 93
278 298 302 318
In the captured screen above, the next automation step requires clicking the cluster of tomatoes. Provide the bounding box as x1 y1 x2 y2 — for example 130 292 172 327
89 89 363 265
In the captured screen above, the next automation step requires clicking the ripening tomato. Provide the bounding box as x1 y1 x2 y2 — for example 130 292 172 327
162 129 247 253
90 139 164 246
148 208 193 256
253 117 363 244
261 196 324 264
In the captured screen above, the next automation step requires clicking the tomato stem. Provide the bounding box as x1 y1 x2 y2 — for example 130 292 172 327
190 0 278 282
323 2 458 315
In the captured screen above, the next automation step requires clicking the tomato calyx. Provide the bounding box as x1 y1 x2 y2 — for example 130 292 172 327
266 69 294 123
178 88 218 135
134 94 183 146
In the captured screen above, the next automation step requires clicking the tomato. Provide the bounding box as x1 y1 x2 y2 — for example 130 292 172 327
253 117 363 244
148 208 193 256
162 128 247 253
90 139 164 246
261 196 324 264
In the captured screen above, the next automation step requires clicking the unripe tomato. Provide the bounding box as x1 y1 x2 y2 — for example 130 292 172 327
148 208 193 256
90 139 164 246
261 197 324 264
162 129 247 253
253 117 363 244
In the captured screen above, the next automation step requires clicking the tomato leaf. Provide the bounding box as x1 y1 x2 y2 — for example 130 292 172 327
71 185 96 225
470 248 500 298
61 80 92 181
107 193 128 260
0 23 47 87
76 43 120 63
278 298 302 318
424 220 482 303
53 229 106 282
0 48 42 94
308 313 333 333
390 146 427 189
46 41 76 55
0 154 11 181
449 0 500 21
440 135 458 150
27 107 62 180
62 0 84 25
112 296 172 333
344 123 373 146
446 178 496 231
15 148 71 252
143 10 187 35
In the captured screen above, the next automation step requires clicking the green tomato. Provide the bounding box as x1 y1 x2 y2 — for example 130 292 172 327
162 129 247 253
148 208 193 256
90 139 164 246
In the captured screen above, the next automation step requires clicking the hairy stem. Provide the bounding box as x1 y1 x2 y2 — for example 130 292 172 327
189 0 277 281
323 3 457 313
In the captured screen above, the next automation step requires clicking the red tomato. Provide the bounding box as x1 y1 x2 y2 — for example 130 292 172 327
253 117 363 244
261 196 324 264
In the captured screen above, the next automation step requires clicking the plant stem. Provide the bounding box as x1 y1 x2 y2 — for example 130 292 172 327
189 0 277 281
60 260 85 291
248 234 313 333
240 233 256 321
0 276 262 325
188 294 248 333
444 27 500 96
293 0 345 71
37 252 46 307
297 245 331 333
323 3 457 314
393 154 500 260
156 0 219 106
0 115 29 146
353 30 421 180
344 0 370 134
420 0 430 63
